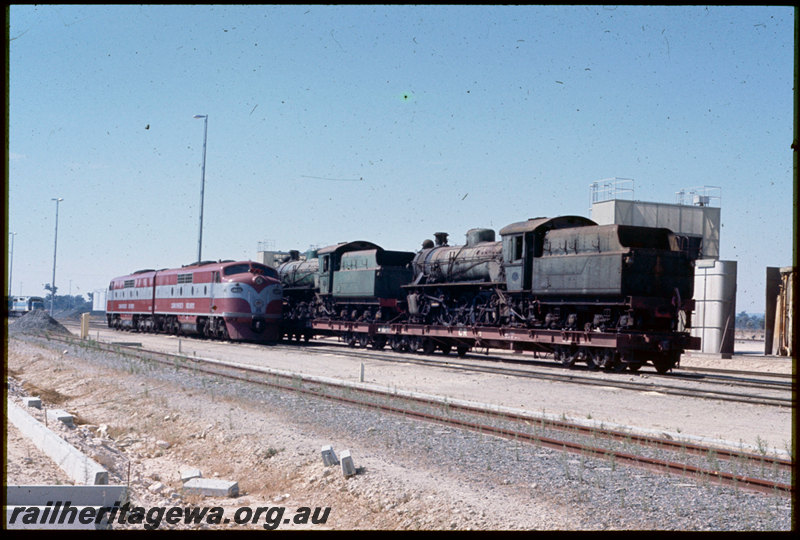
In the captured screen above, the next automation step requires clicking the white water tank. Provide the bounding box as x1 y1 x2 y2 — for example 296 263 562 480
691 259 737 357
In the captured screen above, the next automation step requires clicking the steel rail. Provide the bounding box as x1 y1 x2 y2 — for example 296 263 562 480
269 341 794 408
54 320 795 407
70 318 794 390
37 332 794 497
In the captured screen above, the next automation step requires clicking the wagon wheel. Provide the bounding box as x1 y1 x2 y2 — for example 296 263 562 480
422 339 437 355
218 319 229 340
456 345 469 358
212 318 223 339
627 362 643 373
407 336 423 353
371 335 387 350
610 357 626 373
439 344 452 356
357 333 370 348
585 349 604 370
653 351 679 374
390 336 408 352
344 333 357 347
558 346 579 368
626 351 644 372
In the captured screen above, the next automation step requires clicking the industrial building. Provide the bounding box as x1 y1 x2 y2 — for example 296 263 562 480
590 179 736 357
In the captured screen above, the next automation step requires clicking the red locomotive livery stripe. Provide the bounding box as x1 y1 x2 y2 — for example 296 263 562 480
107 260 282 343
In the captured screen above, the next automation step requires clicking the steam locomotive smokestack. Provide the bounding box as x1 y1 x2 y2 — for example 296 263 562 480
434 232 449 246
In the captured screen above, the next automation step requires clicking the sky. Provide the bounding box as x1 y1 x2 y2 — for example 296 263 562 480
6 5 795 313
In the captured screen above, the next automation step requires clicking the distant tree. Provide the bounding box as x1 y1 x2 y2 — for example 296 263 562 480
735 311 764 330
51 294 92 313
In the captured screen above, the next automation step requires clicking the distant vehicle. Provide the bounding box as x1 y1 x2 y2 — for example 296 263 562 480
9 296 46 317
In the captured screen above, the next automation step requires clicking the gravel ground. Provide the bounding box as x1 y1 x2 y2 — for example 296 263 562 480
4 325 792 531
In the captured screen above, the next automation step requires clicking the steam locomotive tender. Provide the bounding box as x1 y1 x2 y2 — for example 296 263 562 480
107 260 283 342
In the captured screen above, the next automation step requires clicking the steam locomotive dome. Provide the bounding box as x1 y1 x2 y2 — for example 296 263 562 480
413 228 504 284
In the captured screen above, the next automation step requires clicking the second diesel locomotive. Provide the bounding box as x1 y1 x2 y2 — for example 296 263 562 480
106 260 283 342
279 215 699 373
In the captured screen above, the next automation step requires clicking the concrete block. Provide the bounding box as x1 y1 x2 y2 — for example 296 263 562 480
321 445 339 467
180 469 203 483
340 449 356 478
8 399 108 485
23 397 42 409
182 478 238 498
46 409 74 427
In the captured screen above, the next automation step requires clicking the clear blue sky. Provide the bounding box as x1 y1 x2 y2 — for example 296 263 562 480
7 5 794 313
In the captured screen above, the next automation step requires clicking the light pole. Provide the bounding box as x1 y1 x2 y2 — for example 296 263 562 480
50 197 63 316
8 232 16 298
193 114 208 264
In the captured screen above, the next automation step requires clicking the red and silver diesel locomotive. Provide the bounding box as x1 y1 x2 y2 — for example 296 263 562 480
106 260 282 342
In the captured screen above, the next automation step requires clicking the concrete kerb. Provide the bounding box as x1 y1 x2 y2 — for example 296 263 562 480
190 355 792 459
7 398 109 485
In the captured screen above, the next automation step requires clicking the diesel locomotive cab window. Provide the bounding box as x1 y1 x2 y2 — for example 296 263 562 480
250 263 278 278
224 264 250 276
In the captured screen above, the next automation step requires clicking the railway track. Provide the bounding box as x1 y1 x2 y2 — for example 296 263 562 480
63 319 794 408
37 331 795 497
279 341 794 408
